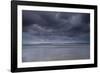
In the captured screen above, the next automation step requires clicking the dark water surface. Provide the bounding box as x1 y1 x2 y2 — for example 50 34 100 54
22 44 90 62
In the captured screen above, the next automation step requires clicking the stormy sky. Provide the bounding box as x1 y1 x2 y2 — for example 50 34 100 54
22 10 90 44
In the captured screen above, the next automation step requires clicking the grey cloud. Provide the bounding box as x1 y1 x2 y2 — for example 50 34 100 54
22 10 90 43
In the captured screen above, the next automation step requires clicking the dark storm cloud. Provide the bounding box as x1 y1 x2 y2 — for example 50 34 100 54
22 10 90 43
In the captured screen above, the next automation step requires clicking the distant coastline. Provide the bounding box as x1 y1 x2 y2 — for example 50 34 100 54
23 43 89 46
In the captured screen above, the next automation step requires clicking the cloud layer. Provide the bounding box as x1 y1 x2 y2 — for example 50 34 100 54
22 10 90 44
